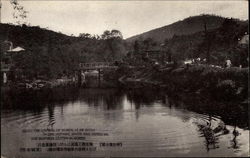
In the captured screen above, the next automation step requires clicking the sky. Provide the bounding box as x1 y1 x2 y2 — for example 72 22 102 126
1 0 249 38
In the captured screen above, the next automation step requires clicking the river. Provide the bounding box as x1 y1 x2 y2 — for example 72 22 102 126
1 87 249 157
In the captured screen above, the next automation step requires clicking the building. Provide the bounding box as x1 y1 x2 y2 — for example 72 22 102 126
7 46 25 53
238 34 249 46
133 49 170 64
1 41 25 84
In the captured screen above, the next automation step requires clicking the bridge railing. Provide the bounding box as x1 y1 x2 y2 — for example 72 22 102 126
79 62 114 69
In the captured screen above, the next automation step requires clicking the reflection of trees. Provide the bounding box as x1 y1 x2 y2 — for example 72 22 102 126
166 92 248 129
161 95 167 104
231 125 240 149
197 115 220 152
105 92 123 110
1 87 80 116
126 90 169 121
126 89 162 109
78 89 126 121
196 115 239 152
166 93 186 108
1 87 82 129
78 89 124 110
47 104 55 128
167 92 246 152
168 98 172 109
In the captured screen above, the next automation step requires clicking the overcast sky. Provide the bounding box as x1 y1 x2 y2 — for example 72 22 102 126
1 0 248 38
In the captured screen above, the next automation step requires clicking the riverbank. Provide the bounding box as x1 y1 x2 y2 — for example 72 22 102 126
117 64 249 103
1 77 78 91
2 64 248 104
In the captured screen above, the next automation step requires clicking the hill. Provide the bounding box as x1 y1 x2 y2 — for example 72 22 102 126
126 14 244 43
164 18 248 65
125 17 248 67
0 24 127 79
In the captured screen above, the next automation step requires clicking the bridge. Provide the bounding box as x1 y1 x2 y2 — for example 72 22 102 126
79 62 118 70
77 62 119 87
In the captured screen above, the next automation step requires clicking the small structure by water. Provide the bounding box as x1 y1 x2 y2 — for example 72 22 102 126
0 40 25 85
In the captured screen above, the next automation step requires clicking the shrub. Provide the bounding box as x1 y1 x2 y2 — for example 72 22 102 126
215 80 237 101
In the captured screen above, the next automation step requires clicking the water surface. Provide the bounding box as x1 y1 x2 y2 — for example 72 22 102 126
1 88 249 157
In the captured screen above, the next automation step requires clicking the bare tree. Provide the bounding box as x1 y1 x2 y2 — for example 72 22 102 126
1 0 28 24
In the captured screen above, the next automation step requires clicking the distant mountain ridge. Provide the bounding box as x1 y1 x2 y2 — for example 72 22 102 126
126 14 246 43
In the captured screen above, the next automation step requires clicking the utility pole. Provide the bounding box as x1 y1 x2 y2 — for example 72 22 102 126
204 20 210 64
0 0 2 23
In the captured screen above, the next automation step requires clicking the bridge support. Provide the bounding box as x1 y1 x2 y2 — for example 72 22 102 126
77 70 86 88
98 69 101 88
78 62 118 88
77 70 81 87
98 69 101 81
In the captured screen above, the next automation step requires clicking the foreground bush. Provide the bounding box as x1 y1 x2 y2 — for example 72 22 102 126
162 65 248 102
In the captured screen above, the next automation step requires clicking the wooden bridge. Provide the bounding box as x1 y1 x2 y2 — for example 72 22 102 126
78 62 118 86
79 62 118 70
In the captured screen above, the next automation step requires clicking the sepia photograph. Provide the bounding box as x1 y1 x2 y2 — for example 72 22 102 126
0 0 249 157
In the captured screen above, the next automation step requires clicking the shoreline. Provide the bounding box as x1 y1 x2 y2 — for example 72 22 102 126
1 64 249 105
116 64 249 103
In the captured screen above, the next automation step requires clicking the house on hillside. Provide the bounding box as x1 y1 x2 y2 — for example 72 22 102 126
7 46 25 53
1 40 25 84
144 50 166 61
238 33 249 46
132 49 166 63
237 33 249 67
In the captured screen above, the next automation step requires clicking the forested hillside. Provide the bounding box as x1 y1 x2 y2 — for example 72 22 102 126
164 18 248 66
127 17 248 67
126 14 245 43
0 24 128 79
0 14 248 80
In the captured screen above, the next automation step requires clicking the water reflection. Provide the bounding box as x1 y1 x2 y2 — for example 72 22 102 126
2 88 248 128
47 105 55 128
1 88 249 157
231 125 241 149
196 115 219 152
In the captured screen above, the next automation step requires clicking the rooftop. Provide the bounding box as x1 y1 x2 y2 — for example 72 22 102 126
7 46 25 52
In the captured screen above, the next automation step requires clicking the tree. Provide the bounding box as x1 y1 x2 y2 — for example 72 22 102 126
101 30 111 40
92 34 101 40
110 29 123 39
204 21 210 64
219 18 241 46
8 0 28 24
142 38 153 50
133 40 139 53
100 29 125 61
202 19 215 64
79 33 91 39
101 29 123 40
